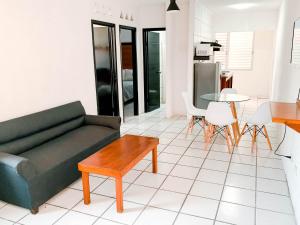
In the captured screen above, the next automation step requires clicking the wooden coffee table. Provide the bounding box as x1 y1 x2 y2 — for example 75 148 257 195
78 135 159 213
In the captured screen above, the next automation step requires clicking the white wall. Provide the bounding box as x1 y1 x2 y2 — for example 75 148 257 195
213 11 278 32
190 0 214 100
0 0 96 121
193 0 213 43
271 0 300 222
139 3 166 28
0 0 167 122
138 3 166 113
166 0 190 116
213 11 278 98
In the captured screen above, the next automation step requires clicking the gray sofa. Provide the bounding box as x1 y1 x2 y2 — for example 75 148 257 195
0 101 121 214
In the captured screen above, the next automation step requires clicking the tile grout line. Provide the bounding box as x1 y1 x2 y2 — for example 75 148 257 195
49 175 114 225
91 115 180 225
93 112 182 224
212 136 237 225
171 127 217 225
255 134 258 225
6 105 293 225
128 122 194 225
131 155 286 181
212 103 247 225
96 114 187 225
49 113 172 225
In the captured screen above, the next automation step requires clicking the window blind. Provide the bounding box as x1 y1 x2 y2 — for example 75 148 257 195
215 32 254 70
228 32 254 70
292 28 300 64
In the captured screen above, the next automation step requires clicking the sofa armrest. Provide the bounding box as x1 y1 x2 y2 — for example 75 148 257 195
0 152 37 180
84 115 121 130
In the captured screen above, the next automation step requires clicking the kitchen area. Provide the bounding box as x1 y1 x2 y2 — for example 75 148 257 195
193 41 234 110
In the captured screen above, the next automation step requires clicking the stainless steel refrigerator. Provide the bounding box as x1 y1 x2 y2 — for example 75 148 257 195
194 62 221 109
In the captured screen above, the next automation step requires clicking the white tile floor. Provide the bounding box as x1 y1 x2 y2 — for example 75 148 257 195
0 98 297 225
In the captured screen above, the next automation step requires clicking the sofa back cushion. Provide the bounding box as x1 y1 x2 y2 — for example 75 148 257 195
0 101 86 155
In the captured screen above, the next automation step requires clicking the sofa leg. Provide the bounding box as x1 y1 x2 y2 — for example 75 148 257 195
30 208 39 214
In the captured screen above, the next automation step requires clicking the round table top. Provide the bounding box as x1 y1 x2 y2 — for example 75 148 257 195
200 93 250 102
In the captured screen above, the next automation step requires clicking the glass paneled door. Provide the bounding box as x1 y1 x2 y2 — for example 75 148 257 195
91 20 119 116
119 26 138 121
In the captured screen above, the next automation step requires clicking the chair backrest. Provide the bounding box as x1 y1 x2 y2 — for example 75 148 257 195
221 88 240 109
0 101 85 155
221 88 237 94
250 102 272 125
205 102 235 126
182 92 193 114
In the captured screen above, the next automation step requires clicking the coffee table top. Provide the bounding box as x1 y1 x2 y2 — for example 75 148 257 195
78 135 159 177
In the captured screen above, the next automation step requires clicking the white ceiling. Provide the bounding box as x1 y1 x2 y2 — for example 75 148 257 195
200 0 282 13
138 0 282 12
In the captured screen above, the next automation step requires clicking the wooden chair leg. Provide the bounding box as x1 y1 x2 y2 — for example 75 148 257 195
190 116 195 134
209 125 216 144
237 124 248 145
207 125 211 143
225 126 232 153
263 126 272 150
186 117 193 137
205 124 212 150
202 119 207 137
227 126 234 147
252 126 257 152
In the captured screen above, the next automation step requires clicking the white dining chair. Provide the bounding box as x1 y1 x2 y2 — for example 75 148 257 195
221 88 240 110
237 102 273 150
205 102 236 153
182 92 206 136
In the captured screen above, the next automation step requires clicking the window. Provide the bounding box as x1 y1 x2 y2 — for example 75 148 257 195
215 32 254 70
291 19 300 64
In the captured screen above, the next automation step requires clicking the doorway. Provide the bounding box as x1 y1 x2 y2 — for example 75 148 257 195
119 26 138 121
143 28 166 113
91 20 119 116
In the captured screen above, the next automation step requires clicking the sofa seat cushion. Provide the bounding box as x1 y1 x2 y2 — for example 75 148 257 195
19 125 119 174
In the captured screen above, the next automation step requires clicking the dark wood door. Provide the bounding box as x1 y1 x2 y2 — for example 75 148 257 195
144 31 160 112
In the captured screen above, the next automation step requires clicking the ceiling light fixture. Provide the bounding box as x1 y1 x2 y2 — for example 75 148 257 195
228 3 256 10
167 0 180 12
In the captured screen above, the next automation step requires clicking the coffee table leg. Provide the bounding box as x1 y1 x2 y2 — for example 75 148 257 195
116 177 123 213
152 146 158 173
82 172 90 205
